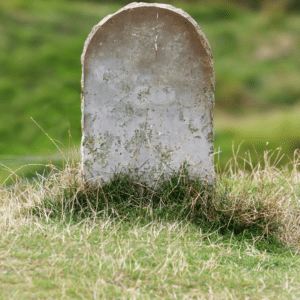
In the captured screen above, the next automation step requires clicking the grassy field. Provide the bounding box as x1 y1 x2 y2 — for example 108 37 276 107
1 148 300 299
0 0 300 300
1 2 300 298
1 0 300 185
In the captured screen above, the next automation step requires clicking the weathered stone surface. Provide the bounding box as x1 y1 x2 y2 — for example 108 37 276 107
81 2 215 185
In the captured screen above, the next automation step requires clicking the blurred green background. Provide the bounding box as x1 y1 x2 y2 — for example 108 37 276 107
0 0 300 185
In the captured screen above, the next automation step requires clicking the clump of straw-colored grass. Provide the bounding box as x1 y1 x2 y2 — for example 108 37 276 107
1 143 300 248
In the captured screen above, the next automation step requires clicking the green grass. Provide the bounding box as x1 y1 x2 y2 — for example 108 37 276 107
1 147 300 299
1 1 300 297
1 220 299 299
214 104 300 167
1 0 300 185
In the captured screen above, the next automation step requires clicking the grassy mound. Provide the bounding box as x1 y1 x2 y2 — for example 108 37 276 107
1 146 300 249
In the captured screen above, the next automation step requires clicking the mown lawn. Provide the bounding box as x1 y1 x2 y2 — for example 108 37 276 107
1 219 299 299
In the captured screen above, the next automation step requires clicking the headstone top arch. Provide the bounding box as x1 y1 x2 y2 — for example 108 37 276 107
81 2 215 185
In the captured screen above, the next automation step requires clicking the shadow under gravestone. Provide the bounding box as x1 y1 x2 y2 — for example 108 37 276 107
81 2 215 187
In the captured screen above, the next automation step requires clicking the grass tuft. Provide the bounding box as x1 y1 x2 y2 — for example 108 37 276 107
1 145 300 298
1 144 300 248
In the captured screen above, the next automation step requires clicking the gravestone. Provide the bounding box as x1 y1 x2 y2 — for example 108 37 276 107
81 2 215 186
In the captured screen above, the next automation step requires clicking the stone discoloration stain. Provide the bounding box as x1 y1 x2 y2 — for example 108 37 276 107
81 2 215 185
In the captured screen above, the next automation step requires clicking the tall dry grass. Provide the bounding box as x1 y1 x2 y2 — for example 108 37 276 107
1 144 300 248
